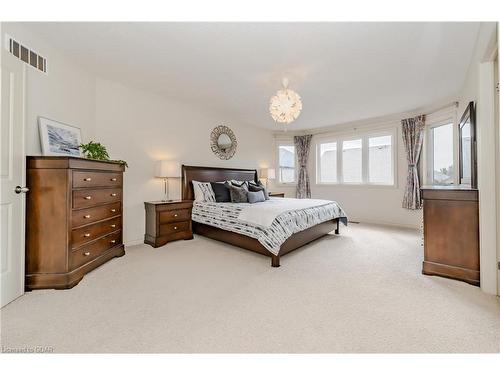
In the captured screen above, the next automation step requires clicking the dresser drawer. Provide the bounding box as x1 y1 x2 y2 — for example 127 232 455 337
159 209 190 224
70 231 122 270
73 188 121 209
72 202 121 228
73 171 122 188
159 221 191 235
72 216 121 249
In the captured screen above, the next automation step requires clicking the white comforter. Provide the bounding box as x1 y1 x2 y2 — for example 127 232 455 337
191 198 348 255
238 198 335 227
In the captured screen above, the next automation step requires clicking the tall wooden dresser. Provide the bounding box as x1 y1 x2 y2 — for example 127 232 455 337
420 186 480 286
26 156 125 290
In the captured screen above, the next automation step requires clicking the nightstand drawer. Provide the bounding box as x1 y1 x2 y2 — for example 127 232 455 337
160 221 190 235
159 209 190 224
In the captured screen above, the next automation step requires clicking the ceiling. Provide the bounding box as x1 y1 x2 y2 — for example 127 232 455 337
23 22 480 130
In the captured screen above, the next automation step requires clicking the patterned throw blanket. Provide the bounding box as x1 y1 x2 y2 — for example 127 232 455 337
192 198 348 255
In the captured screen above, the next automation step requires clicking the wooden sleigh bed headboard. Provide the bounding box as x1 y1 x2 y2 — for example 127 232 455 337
181 165 258 200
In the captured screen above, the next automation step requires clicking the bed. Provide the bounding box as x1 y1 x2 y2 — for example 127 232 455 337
182 165 347 267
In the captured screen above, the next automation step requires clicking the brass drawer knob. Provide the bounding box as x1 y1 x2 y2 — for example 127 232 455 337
110 240 116 244
84 214 91 219
110 178 117 181
111 193 117 197
110 209 116 213
83 177 92 182
110 224 116 228
83 251 90 256
84 196 92 200
173 226 178 230
174 214 178 217
84 233 91 237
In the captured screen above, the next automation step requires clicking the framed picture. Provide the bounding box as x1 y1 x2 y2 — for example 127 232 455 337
38 117 82 157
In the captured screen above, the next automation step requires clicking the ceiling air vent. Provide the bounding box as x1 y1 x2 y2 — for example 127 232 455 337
5 35 47 74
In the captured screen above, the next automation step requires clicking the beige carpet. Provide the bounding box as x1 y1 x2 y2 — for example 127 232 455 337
1 223 499 353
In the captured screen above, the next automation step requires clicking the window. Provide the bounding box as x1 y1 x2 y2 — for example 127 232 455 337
316 130 395 186
278 143 296 183
428 122 454 185
342 139 362 183
318 142 337 183
368 135 393 184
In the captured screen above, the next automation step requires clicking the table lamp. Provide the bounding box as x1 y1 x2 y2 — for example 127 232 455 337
155 160 181 201
259 168 275 190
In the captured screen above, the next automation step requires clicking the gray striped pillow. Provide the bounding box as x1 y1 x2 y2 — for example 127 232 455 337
192 181 216 202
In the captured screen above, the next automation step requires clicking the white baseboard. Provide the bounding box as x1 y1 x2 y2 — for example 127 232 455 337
125 238 144 247
349 218 420 230
122 218 419 248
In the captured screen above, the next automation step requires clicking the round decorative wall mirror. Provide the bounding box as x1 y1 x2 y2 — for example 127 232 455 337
210 125 237 160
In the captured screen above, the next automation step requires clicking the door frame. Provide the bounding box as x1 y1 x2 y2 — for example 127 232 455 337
495 45 500 296
477 35 499 295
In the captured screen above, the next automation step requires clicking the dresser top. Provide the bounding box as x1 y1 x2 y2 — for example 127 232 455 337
420 185 478 191
27 156 125 172
145 200 193 205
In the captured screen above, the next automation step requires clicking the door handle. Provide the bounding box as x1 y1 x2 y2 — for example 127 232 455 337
15 186 29 194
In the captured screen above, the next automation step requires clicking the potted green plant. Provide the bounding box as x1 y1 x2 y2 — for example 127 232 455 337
79 141 128 167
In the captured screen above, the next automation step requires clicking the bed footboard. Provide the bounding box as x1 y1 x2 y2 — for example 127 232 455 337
193 218 339 267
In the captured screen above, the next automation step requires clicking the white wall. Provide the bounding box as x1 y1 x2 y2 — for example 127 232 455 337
312 126 421 228
7 21 493 242
458 23 498 115
274 118 422 229
456 22 498 295
2 22 275 246
1 23 96 155
94 78 275 245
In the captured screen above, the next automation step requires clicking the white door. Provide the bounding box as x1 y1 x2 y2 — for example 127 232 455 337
1 46 26 307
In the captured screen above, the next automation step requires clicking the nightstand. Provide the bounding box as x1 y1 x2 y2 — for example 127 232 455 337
144 200 194 247
268 192 285 198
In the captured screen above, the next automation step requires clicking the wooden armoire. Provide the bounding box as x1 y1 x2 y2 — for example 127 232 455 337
25 156 125 290
420 186 480 286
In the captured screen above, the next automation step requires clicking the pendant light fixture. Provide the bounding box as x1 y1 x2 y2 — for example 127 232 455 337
269 78 303 129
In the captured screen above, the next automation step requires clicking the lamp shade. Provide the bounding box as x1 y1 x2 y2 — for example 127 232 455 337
155 160 181 178
260 168 276 180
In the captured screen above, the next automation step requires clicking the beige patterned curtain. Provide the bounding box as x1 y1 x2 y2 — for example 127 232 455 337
294 135 313 199
401 115 426 209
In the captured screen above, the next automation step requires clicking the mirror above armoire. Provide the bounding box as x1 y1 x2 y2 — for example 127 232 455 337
458 101 477 188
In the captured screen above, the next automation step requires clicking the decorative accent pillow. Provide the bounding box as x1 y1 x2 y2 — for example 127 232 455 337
248 190 266 204
227 184 248 203
192 180 216 202
229 180 248 188
248 180 269 200
210 182 231 202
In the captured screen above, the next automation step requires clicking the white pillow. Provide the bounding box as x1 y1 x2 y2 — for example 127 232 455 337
192 181 216 202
